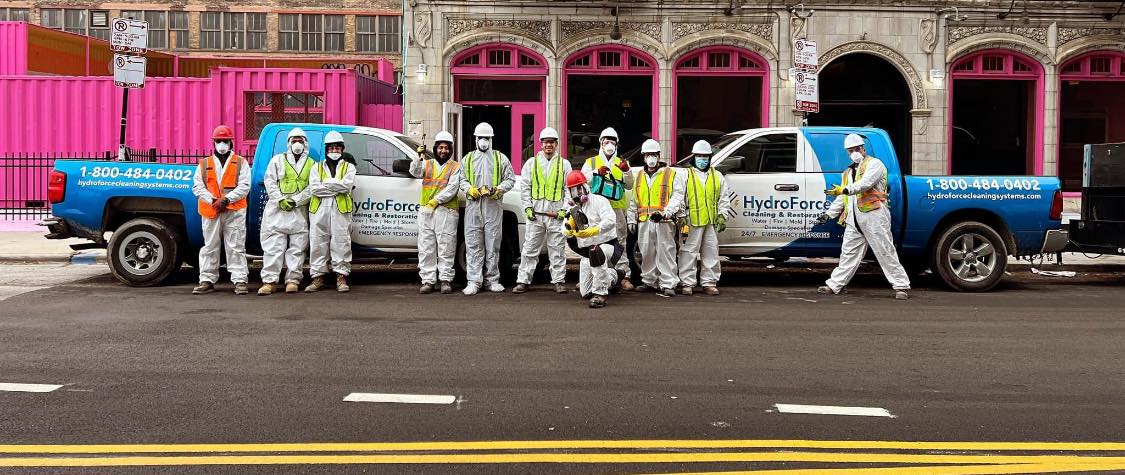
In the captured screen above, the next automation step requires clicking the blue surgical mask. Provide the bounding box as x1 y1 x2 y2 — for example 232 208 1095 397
695 157 711 170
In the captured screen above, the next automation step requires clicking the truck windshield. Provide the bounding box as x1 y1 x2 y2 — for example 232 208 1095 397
396 135 435 160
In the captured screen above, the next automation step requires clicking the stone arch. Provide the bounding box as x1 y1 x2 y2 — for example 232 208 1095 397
441 31 556 67
1057 36 1125 66
668 31 778 64
557 31 667 69
819 40 928 110
947 34 1053 68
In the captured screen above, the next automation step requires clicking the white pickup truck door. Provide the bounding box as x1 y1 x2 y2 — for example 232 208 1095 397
710 130 808 255
341 129 424 253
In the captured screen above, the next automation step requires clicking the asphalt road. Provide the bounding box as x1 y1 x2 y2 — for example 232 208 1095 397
0 262 1123 474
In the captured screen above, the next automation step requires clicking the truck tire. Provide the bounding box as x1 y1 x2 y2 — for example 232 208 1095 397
932 221 1008 292
107 218 180 287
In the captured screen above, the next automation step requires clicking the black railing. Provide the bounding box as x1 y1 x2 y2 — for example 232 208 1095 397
0 149 252 219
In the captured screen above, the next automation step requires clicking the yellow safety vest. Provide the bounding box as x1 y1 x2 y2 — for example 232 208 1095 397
585 155 628 209
530 155 566 202
420 159 462 209
685 168 722 227
633 168 675 222
463 150 502 188
839 156 889 225
279 157 312 195
309 161 354 214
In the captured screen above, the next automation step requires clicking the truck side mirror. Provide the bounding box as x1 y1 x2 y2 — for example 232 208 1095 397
392 158 413 177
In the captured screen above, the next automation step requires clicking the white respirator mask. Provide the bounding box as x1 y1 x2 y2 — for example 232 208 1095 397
849 151 863 163
477 138 490 152
602 143 616 157
214 142 231 155
327 152 342 161
644 155 659 168
290 141 306 156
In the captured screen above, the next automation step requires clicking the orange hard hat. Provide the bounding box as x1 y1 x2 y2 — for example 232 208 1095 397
212 125 234 140
565 170 588 188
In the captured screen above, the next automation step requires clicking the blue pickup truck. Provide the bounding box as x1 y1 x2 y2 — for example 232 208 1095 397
43 124 1065 291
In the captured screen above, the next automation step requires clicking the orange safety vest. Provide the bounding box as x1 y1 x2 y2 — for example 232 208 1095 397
420 159 462 209
197 154 247 219
838 156 888 225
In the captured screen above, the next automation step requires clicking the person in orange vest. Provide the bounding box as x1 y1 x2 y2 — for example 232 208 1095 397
627 139 685 297
191 125 251 295
411 131 462 294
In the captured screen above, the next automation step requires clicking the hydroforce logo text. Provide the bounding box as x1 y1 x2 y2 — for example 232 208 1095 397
742 195 831 213
356 198 421 213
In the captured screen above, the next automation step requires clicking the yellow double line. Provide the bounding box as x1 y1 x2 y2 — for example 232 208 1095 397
0 439 1121 473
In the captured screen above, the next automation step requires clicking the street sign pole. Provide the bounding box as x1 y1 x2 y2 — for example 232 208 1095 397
118 89 129 161
111 17 148 161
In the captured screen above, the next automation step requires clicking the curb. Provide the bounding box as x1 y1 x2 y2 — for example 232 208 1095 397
0 250 107 265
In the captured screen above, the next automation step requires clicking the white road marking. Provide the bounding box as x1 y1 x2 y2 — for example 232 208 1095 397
774 404 895 418
0 383 63 393
343 393 456 405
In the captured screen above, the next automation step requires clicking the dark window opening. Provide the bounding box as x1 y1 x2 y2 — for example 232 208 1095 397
458 79 541 103
565 75 652 169
951 79 1033 175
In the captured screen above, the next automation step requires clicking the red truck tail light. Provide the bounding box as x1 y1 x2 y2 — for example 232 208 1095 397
48 170 66 204
1049 190 1063 220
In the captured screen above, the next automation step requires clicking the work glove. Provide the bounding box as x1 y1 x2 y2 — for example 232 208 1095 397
597 165 611 176
426 198 439 209
416 145 426 154
556 209 568 221
716 215 727 233
650 212 664 223
575 226 600 239
525 207 536 222
826 184 847 196
815 213 832 225
220 197 231 207
467 187 482 200
490 188 504 200
278 198 295 211
564 227 577 238
628 222 637 235
565 216 577 232
616 160 630 172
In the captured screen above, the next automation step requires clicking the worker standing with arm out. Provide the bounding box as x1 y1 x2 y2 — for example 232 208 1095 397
258 127 314 296
817 133 911 300
459 122 516 295
514 127 572 294
305 131 356 293
412 131 462 295
628 139 685 298
581 127 635 290
191 125 251 295
677 140 731 296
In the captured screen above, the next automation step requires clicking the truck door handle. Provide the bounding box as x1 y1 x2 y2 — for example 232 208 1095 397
774 184 800 191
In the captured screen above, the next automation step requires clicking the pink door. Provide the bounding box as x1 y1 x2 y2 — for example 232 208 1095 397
510 103 545 173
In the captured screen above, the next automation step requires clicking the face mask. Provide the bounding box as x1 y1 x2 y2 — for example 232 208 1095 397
695 157 711 170
602 143 616 157
327 152 341 161
569 187 588 205
290 141 305 156
477 138 490 152
644 155 659 168
849 151 863 163
214 141 230 155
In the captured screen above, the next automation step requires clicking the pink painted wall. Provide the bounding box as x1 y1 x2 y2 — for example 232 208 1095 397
356 73 403 132
0 22 28 75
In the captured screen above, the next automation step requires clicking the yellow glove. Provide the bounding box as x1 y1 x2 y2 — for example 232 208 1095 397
827 184 847 196
490 188 504 200
564 228 577 238
468 187 482 199
575 226 600 239
416 145 426 154
425 198 439 209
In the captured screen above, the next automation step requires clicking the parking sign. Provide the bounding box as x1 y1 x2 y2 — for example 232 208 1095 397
113 55 147 89
111 18 148 53
794 70 819 113
794 39 818 71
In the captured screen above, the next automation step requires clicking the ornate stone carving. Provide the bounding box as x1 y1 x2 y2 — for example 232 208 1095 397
672 21 773 42
911 109 932 136
946 25 1047 45
560 20 661 43
1058 27 1124 46
790 16 807 44
920 18 937 54
952 40 1053 65
413 11 432 48
446 18 550 43
819 41 927 109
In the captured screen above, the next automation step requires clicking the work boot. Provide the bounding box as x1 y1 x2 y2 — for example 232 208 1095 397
285 281 300 294
620 278 635 291
895 290 909 300
488 282 505 293
633 284 650 293
192 282 214 295
681 286 694 296
659 288 675 298
817 285 846 295
336 274 350 293
439 281 453 294
589 295 607 309
463 282 480 296
703 286 720 296
233 283 249 295
512 283 529 294
257 283 276 296
554 283 568 294
419 283 435 294
305 276 326 293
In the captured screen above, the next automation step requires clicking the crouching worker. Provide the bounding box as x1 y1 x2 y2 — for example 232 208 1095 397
305 131 356 293
563 170 622 309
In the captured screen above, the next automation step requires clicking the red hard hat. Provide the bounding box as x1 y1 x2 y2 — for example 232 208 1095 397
212 125 234 140
565 170 588 188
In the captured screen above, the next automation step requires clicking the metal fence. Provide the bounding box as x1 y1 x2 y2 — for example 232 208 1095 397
0 149 230 219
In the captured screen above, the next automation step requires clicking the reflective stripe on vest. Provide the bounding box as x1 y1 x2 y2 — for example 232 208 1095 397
420 159 462 209
838 156 889 225
633 168 675 222
464 151 501 188
585 155 628 209
309 161 354 214
280 157 313 195
530 155 565 202
686 168 721 227
197 154 247 219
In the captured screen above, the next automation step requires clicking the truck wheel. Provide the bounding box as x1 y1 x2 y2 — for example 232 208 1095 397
107 218 180 287
932 221 1007 292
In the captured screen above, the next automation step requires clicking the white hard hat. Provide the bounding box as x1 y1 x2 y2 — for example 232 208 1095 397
844 133 865 149
434 130 455 144
641 139 661 154
691 140 712 155
287 127 307 141
324 130 344 145
539 127 560 141
599 127 619 141
474 122 495 138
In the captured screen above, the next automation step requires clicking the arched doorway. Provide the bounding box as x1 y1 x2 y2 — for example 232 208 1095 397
672 46 770 160
1057 51 1125 192
809 53 912 173
451 43 548 172
948 49 1044 176
562 45 658 168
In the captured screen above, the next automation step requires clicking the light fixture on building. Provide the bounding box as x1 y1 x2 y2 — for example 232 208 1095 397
936 7 968 22
609 4 622 40
415 63 428 84
725 0 743 16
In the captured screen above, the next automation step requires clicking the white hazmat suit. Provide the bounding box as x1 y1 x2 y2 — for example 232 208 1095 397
574 193 620 298
582 153 634 281
517 151 572 285
458 145 516 288
308 157 356 278
678 167 732 289
628 166 686 291
191 153 251 285
411 154 462 285
260 151 313 285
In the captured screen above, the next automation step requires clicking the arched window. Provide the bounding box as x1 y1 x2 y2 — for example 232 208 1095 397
950 51 1041 77
1060 51 1125 79
450 43 548 75
564 45 655 72
672 46 770 158
1057 51 1125 192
